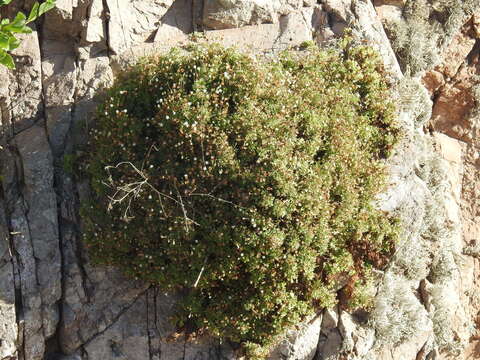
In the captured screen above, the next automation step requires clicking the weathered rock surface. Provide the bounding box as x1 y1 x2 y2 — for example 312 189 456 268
422 13 480 359
269 313 322 360
0 0 478 360
202 0 304 29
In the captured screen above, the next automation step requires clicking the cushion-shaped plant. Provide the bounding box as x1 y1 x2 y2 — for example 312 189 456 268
82 40 399 356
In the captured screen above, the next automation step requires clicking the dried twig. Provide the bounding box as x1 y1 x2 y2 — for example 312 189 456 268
104 161 183 221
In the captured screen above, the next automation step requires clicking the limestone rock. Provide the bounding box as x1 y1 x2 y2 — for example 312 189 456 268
424 17 479 143
350 0 403 79
374 4 403 24
0 201 17 359
338 312 375 357
80 290 234 360
421 13 480 358
203 0 278 29
269 314 322 360
316 308 344 359
16 123 61 340
202 0 304 29
10 199 45 360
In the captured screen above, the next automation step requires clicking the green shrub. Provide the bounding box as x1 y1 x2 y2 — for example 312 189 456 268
81 41 399 356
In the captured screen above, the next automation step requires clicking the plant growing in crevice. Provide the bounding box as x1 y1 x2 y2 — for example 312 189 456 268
0 0 56 68
371 272 431 346
81 41 400 357
385 0 479 75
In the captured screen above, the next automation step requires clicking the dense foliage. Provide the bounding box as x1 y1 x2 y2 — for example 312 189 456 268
0 0 55 68
82 41 399 357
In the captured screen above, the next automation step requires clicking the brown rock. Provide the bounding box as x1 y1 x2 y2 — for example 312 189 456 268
436 24 476 79
425 16 480 143
473 14 480 38
434 133 464 164
430 79 477 142
422 70 445 95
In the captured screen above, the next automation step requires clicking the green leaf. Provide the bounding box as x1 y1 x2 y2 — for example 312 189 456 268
0 33 9 50
2 12 30 33
0 33 21 51
26 2 40 23
8 36 20 51
26 0 56 24
0 1 56 69
38 0 56 17
3 25 33 34
11 11 26 25
0 49 14 69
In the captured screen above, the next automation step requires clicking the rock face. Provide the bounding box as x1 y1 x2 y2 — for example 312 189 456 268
0 0 478 360
422 14 480 359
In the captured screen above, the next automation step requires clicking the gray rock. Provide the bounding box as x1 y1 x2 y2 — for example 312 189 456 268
58 355 83 360
59 259 149 354
0 200 17 359
276 9 315 47
269 314 322 360
338 312 375 357
81 289 234 360
202 0 305 29
16 124 61 340
9 31 43 134
106 0 175 54
316 308 343 360
10 199 45 360
321 0 403 79
350 0 403 79
85 0 105 43
203 0 279 29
